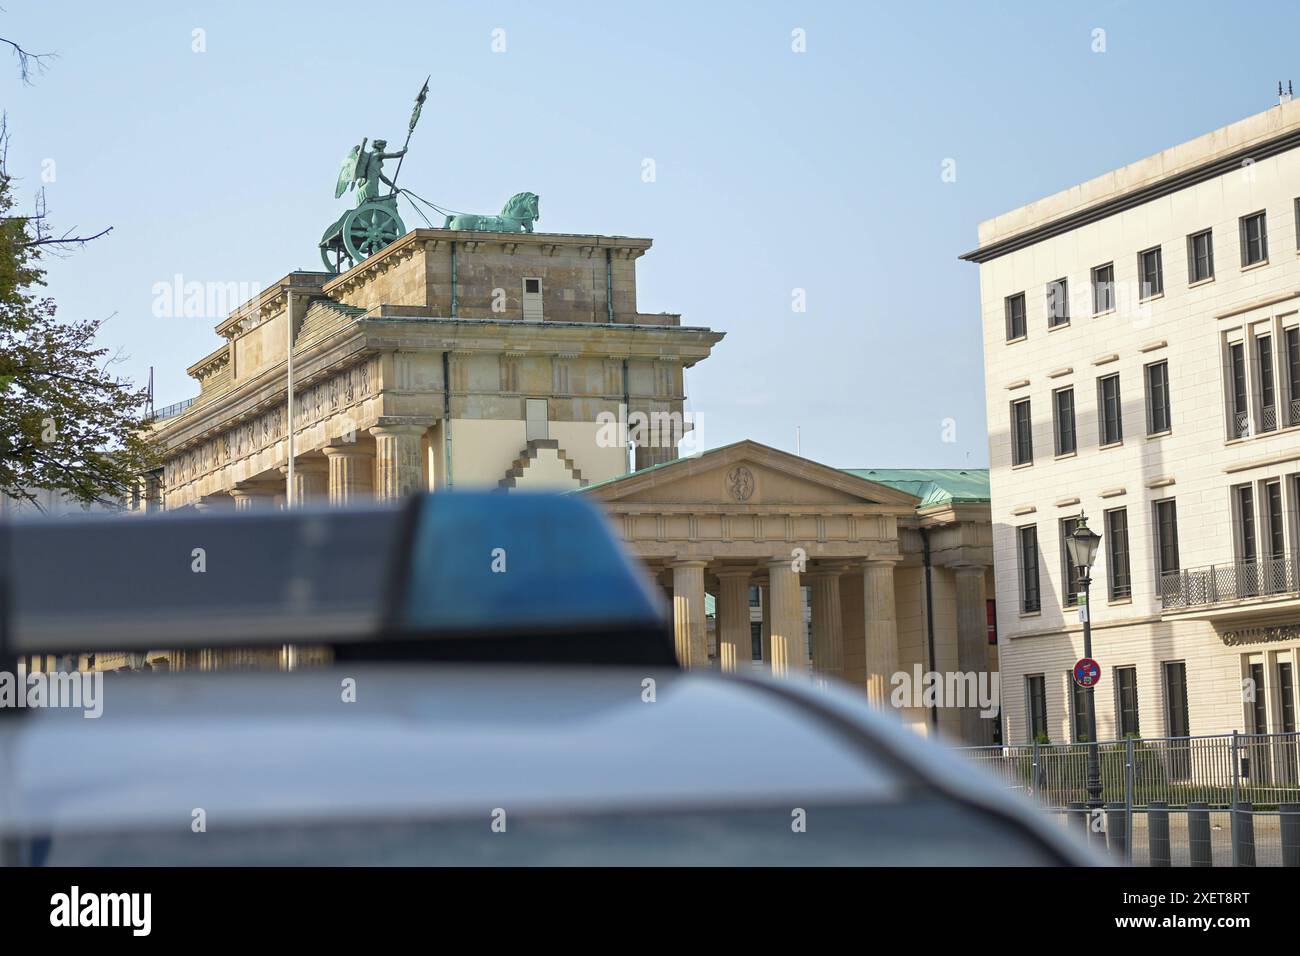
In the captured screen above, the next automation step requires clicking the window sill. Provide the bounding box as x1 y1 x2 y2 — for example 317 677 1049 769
1241 259 1269 273
1099 440 1124 450
1047 321 1071 333
1006 335 1027 345
1139 292 1165 304
1054 450 1078 461
1188 276 1215 289
1012 461 1034 471
1146 430 1172 441
1019 610 1042 619
1108 597 1133 607
1093 308 1116 319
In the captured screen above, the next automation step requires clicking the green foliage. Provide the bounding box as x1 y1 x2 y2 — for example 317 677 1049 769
0 158 158 508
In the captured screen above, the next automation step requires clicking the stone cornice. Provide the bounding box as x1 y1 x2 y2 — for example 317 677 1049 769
186 343 231 380
155 322 372 451
360 316 724 362
319 229 654 300
960 122 1300 264
213 273 331 339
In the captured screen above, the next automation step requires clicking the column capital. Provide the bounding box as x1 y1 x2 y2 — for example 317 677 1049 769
952 563 987 578
230 480 275 497
712 565 755 580
323 443 374 459
863 553 904 568
805 561 853 579
279 458 329 477
669 559 709 570
369 420 432 438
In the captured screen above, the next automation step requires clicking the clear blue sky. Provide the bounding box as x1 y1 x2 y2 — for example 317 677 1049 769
5 1 1297 468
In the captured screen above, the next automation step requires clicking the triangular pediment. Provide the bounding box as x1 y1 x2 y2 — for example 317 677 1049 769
582 440 920 510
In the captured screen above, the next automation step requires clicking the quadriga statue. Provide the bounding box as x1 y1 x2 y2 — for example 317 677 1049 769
444 192 540 233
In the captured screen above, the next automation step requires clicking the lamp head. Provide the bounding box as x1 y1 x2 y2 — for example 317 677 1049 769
1066 512 1102 575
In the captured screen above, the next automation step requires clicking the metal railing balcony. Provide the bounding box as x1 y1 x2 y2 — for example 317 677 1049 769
1160 556 1297 610
152 397 197 421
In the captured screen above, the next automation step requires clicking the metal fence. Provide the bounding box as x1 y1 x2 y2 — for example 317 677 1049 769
1160 557 1297 609
957 731 1300 866
153 396 197 421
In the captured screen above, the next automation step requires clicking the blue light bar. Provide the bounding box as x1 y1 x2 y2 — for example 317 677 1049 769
397 492 667 635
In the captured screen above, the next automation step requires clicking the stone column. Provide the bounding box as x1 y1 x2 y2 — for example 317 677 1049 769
766 557 806 677
229 482 274 511
863 557 901 705
808 565 845 679
370 423 427 501
955 564 990 745
281 458 329 506
323 444 375 506
670 561 708 668
715 568 753 673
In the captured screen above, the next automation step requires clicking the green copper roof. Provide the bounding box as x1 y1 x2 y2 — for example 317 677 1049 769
840 468 990 509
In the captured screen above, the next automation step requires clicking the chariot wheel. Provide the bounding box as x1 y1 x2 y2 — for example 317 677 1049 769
342 203 404 266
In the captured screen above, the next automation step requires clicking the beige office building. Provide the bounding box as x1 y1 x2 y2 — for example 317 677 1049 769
964 96 1300 748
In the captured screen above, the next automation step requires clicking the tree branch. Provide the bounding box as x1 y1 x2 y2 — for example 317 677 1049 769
0 36 54 84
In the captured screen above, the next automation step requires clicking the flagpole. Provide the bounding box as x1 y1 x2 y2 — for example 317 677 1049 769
286 286 294 509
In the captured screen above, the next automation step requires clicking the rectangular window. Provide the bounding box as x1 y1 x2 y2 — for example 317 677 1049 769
1250 662 1268 734
1265 480 1285 594
1164 661 1191 779
1071 679 1089 743
1115 666 1140 737
1295 198 1300 251
1026 675 1048 743
750 620 762 662
1265 480 1285 560
1259 334 1277 432
1018 525 1040 614
1287 327 1300 426
1164 662 1190 737
1145 360 1171 435
1091 263 1115 314
1240 211 1268 266
1138 246 1163 298
1187 229 1214 283
1053 387 1076 456
1005 292 1026 341
1106 508 1131 601
1237 483 1257 565
1098 373 1122 445
1011 398 1033 466
1060 516 1082 607
1280 662 1296 734
1154 498 1180 576
522 277 543 322
1046 278 1069 328
524 398 549 441
1229 341 1249 438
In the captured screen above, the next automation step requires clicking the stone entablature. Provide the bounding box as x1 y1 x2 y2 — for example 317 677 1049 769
317 229 657 325
151 228 724 509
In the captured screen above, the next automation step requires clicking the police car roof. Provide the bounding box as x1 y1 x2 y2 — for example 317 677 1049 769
0 666 1096 867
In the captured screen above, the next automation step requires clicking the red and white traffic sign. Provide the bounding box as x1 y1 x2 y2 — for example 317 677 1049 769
1073 658 1101 688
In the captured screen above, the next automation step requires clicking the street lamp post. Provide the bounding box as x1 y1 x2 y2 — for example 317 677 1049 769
1066 513 1103 810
